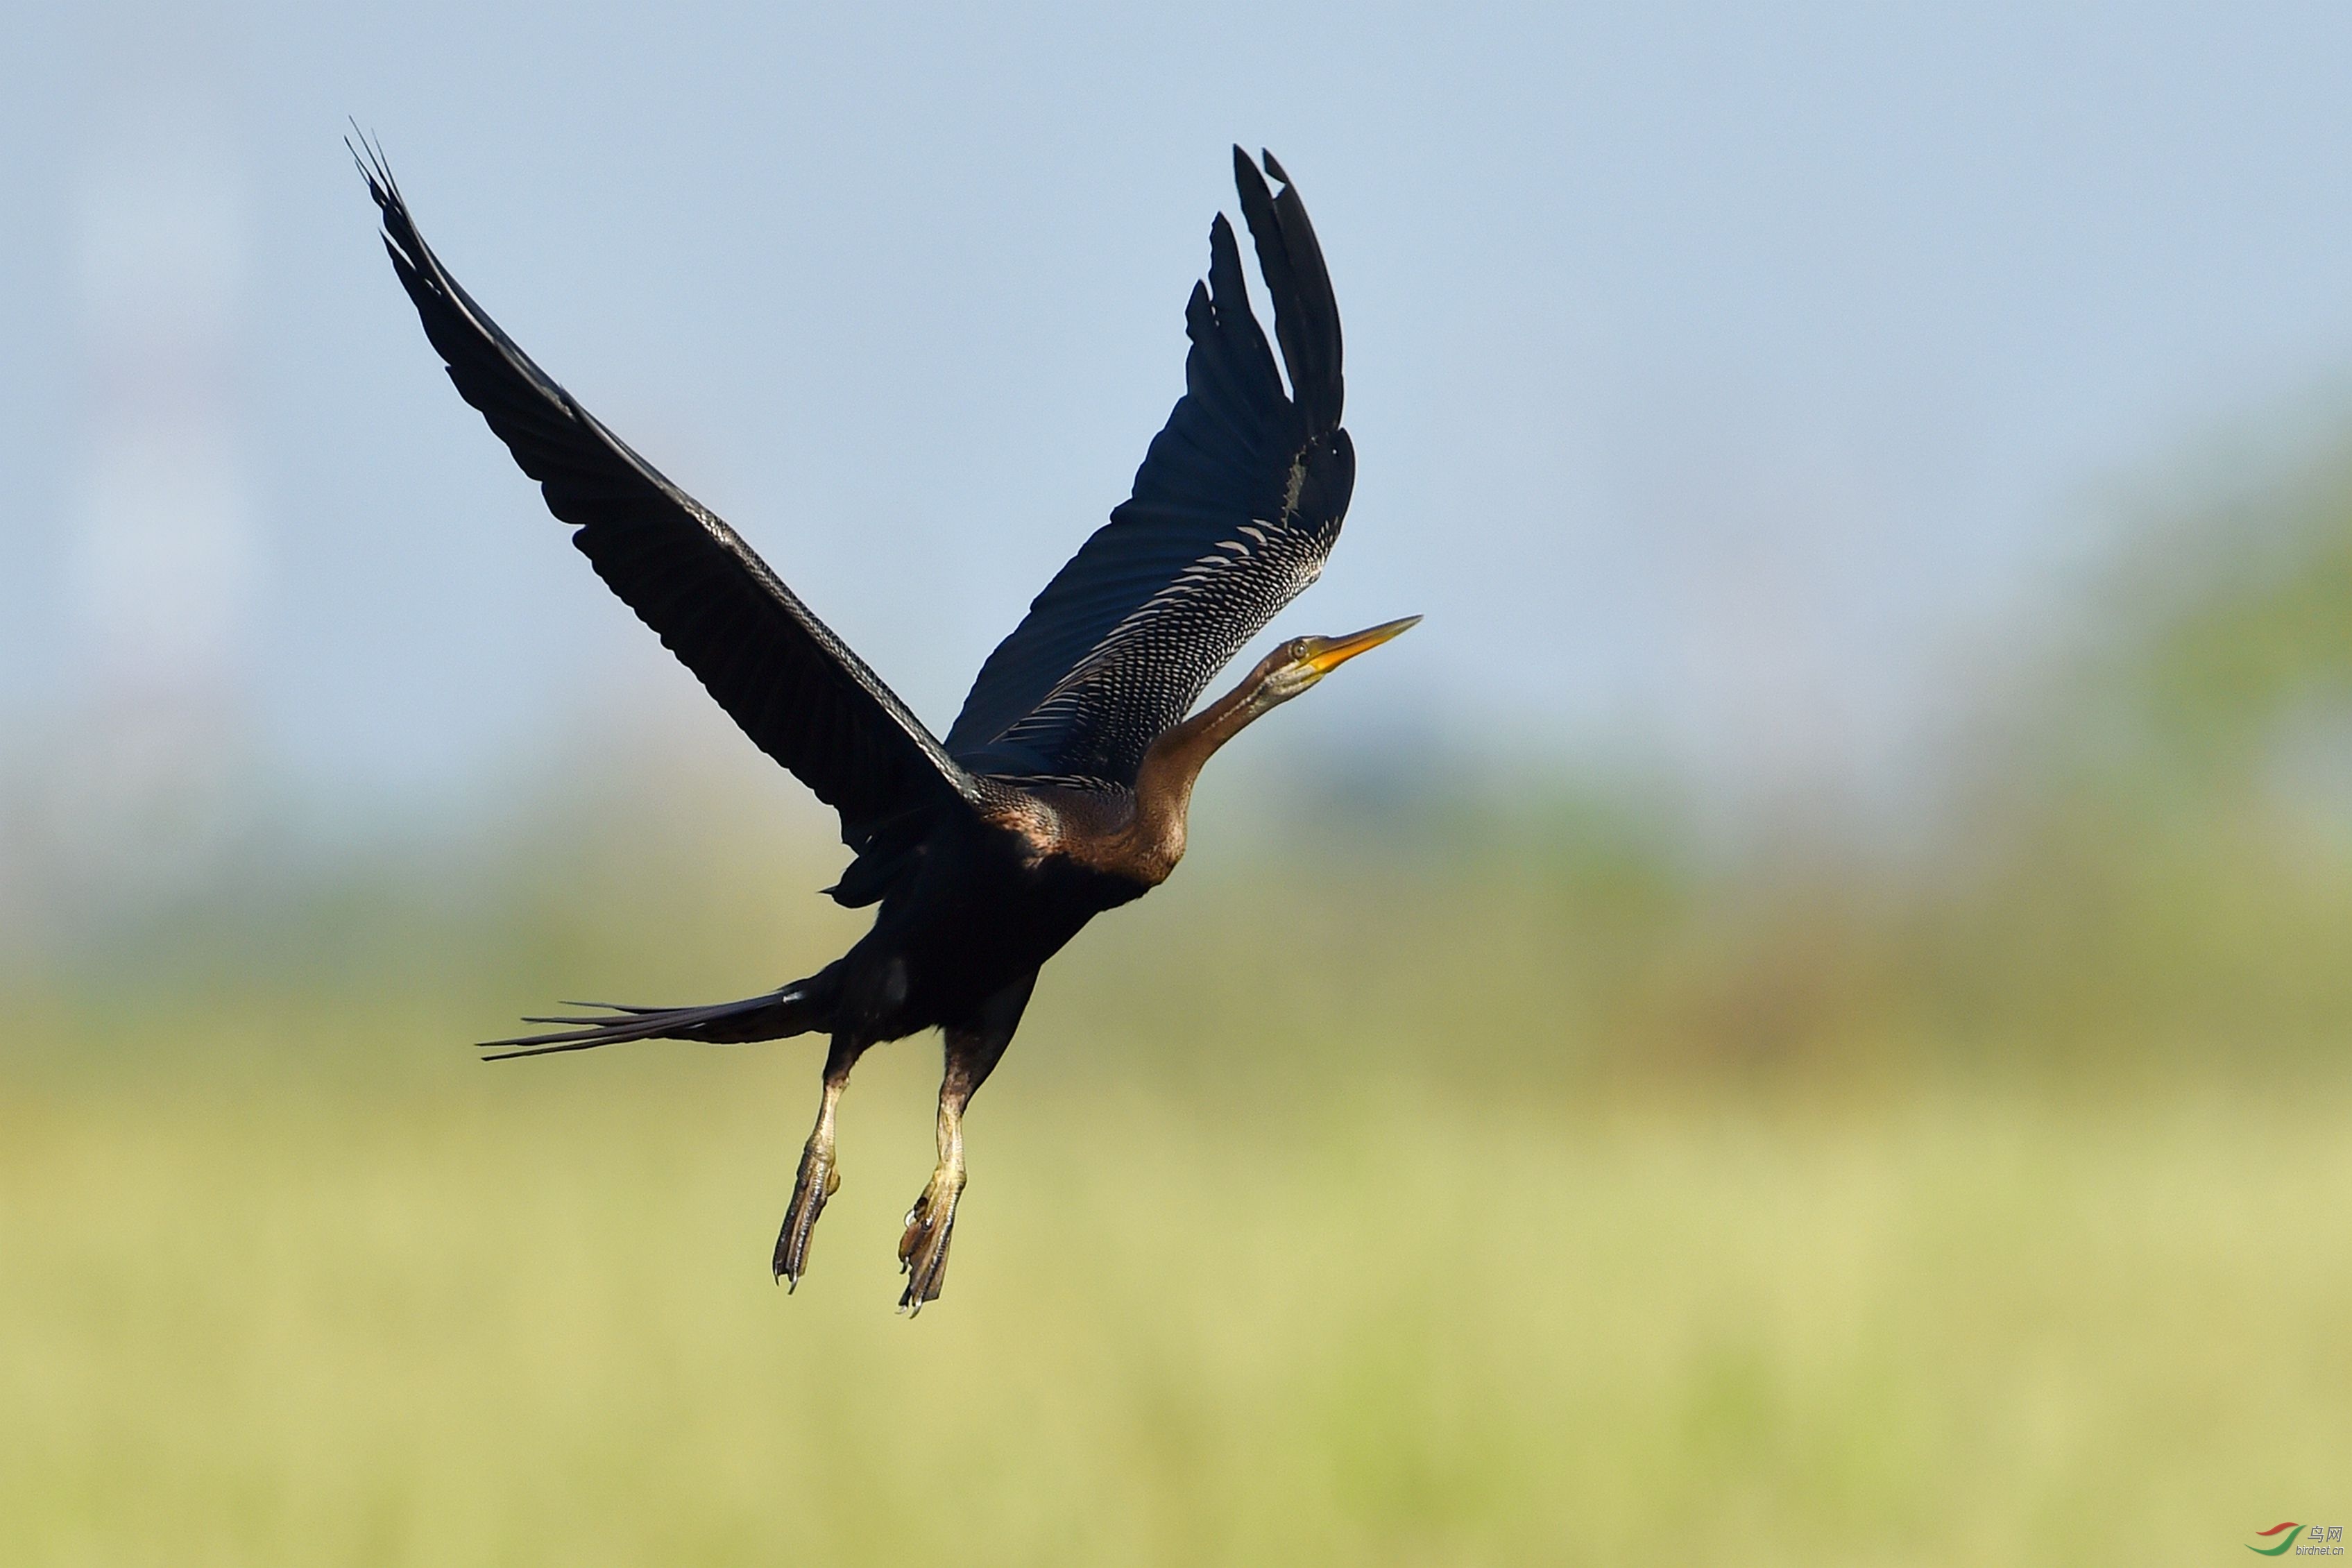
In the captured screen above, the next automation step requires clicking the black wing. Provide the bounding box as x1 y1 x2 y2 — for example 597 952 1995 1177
355 142 980 851
943 147 1355 787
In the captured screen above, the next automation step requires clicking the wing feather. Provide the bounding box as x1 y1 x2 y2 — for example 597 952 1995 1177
944 147 1354 785
355 141 978 849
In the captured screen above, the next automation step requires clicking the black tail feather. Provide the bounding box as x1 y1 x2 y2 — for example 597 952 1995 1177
482 972 837 1061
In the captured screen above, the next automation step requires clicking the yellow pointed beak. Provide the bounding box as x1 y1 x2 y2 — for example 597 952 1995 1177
1303 615 1422 675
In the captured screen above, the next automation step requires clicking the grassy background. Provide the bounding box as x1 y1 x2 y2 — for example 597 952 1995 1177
8 1019 2347 1567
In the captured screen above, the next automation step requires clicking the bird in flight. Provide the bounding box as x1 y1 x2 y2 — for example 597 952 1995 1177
357 140 1415 1311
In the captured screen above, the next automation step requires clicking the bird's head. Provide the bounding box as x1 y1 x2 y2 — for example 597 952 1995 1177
1244 615 1422 713
1127 613 1422 878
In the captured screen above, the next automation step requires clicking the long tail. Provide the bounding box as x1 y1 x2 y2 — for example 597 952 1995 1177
481 966 841 1061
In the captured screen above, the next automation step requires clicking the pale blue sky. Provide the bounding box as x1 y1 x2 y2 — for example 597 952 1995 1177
8 0 2352 831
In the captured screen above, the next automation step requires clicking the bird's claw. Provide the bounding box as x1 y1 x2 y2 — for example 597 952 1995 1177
773 1141 840 1289
896 1166 963 1314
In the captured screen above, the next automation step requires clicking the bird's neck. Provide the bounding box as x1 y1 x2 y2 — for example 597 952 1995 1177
1123 677 1266 883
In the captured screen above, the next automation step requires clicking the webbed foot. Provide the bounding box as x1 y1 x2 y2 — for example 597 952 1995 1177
773 1137 840 1289
896 1164 964 1313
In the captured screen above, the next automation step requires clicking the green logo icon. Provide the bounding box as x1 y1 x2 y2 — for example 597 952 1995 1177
2252 1524 2306 1556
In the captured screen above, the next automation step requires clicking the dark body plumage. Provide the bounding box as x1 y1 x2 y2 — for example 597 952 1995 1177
358 142 1411 1309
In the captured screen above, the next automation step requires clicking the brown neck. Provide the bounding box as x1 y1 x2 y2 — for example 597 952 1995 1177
1121 675 1268 883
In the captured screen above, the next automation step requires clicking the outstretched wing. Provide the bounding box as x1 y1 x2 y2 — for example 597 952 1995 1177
944 147 1355 787
355 142 980 849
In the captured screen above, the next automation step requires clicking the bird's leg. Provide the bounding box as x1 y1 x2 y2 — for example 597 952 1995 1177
896 1034 987 1312
897 1069 971 1309
774 1032 867 1289
898 975 1034 1313
896 1104 960 1309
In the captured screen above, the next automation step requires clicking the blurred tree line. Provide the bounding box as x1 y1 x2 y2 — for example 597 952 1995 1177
18 420 2352 1093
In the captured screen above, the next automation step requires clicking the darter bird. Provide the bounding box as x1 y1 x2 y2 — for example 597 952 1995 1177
357 141 1415 1311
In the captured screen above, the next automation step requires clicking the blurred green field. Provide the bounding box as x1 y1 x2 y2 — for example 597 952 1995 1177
6 1018 2346 1568
10 749 2352 1565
